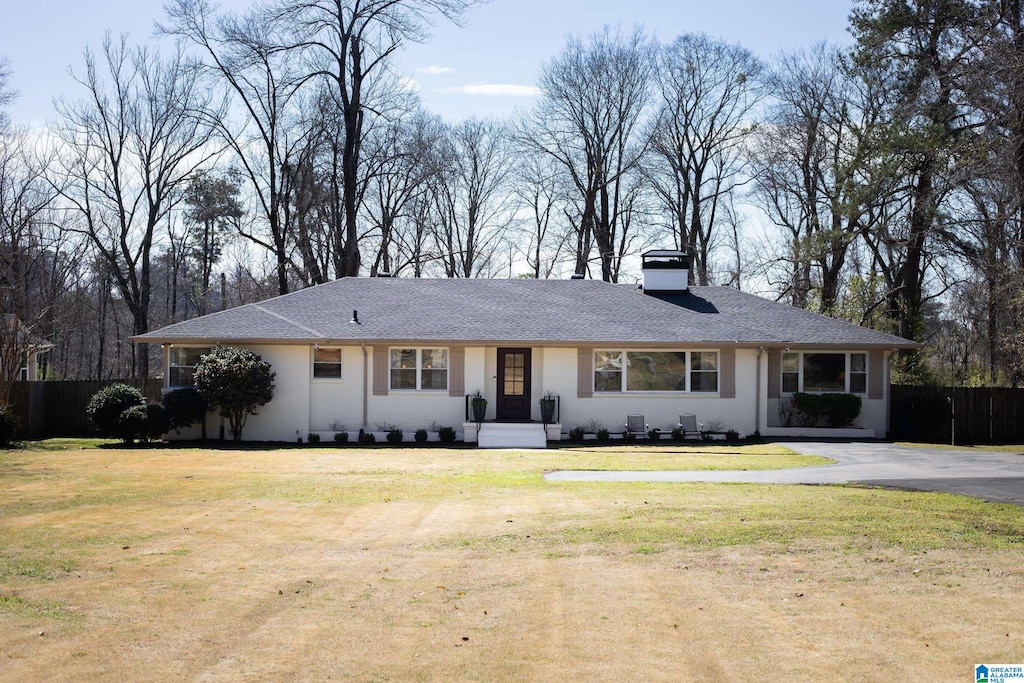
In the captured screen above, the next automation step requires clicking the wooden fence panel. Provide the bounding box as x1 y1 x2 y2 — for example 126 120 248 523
891 385 1024 445
8 379 163 439
889 386 951 444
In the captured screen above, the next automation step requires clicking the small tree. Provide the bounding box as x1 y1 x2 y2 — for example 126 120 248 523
193 346 275 441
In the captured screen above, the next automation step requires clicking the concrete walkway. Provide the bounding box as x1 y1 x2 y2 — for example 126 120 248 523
543 441 1024 507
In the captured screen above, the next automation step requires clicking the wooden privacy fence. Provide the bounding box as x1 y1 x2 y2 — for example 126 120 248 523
8 379 164 439
889 385 1024 445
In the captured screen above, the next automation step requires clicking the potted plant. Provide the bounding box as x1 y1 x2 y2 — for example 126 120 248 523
470 390 487 422
539 391 557 425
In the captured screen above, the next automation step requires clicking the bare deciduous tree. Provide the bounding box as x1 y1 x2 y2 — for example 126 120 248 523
265 0 480 278
161 0 298 295
432 117 513 278
749 44 883 313
511 150 572 279
54 35 218 377
645 33 762 286
523 26 655 282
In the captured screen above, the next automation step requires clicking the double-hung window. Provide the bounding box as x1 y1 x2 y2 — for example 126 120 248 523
781 351 867 394
312 348 342 379
594 350 718 393
168 347 210 387
390 348 448 390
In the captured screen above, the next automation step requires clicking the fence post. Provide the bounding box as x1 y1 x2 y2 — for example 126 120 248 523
949 392 955 446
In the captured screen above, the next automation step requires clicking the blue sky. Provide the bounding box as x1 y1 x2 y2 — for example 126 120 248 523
1 0 854 126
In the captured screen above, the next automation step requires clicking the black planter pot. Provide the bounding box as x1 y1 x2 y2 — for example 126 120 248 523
539 399 556 425
471 399 487 422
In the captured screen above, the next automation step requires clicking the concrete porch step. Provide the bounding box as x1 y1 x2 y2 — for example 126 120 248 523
476 422 548 449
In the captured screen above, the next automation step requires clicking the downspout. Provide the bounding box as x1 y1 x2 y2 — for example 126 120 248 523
308 345 315 440
361 343 369 430
755 346 764 436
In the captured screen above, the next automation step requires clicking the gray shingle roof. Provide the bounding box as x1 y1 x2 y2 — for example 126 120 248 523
134 277 916 348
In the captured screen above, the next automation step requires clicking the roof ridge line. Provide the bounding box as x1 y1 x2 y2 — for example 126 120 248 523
252 304 326 338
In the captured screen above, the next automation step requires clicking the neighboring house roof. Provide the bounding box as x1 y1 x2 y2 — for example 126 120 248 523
3 315 54 351
134 277 916 348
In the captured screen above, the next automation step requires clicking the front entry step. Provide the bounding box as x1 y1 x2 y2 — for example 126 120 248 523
476 423 547 449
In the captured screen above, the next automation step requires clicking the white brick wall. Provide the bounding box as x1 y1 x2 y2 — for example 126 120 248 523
543 347 761 435
164 343 889 441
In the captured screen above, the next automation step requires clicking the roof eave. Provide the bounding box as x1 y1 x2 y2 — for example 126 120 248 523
130 336 920 349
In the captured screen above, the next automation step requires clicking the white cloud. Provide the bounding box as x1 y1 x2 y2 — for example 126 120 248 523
398 76 421 93
416 65 455 76
434 83 541 97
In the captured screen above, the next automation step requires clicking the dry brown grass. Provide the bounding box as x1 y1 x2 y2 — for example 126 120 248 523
1 445 1022 682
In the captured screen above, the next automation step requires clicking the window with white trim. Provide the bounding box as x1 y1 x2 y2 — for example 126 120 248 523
849 353 867 393
781 351 867 394
390 348 448 390
594 350 718 393
168 347 210 387
312 347 342 379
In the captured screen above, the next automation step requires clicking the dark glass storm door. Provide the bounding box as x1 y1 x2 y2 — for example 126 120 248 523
497 348 531 421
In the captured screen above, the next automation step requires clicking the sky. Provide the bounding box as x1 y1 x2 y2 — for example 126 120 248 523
1 0 856 128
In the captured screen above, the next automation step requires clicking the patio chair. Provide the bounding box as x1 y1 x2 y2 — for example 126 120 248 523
624 414 648 438
678 414 703 439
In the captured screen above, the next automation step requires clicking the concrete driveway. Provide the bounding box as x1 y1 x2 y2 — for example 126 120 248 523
544 441 1024 507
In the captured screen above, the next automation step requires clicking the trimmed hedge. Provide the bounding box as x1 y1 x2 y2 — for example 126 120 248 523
163 387 208 433
792 392 862 427
145 404 170 440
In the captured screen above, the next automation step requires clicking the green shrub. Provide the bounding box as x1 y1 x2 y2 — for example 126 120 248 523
308 432 321 444
569 426 585 441
386 428 403 444
117 405 150 444
596 428 610 442
792 392 862 427
414 428 428 443
145 404 170 441
821 393 862 427
162 387 208 435
0 408 20 447
647 428 660 441
87 383 145 437
438 426 457 443
792 392 823 426
359 431 376 444
726 429 740 441
670 427 683 442
333 432 348 444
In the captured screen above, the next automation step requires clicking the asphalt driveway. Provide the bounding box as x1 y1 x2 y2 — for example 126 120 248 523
544 441 1024 507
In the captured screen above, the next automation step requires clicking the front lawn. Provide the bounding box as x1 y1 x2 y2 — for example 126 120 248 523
1 444 1021 681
